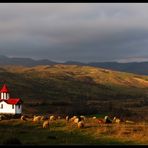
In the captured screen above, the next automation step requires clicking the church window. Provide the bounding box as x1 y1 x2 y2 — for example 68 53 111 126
12 105 14 109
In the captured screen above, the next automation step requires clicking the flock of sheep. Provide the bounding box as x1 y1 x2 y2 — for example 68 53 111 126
20 114 135 129
21 114 85 129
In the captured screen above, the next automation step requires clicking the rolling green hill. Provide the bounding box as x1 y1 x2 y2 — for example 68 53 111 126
0 64 147 99
0 64 148 116
0 64 148 101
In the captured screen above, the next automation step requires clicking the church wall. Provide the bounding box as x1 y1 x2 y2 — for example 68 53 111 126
0 101 16 114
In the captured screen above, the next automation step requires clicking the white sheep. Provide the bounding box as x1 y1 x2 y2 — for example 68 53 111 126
77 121 85 128
66 116 69 121
49 115 56 121
112 117 121 124
80 115 86 121
104 116 112 123
21 115 27 121
70 116 77 122
92 116 96 119
74 118 79 124
33 116 42 122
43 120 50 128
115 119 120 124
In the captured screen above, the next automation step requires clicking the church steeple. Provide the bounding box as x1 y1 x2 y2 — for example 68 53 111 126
0 84 10 100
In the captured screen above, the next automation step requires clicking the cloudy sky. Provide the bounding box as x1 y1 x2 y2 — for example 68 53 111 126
0 3 148 63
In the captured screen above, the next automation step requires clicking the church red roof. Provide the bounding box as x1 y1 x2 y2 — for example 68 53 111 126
0 98 22 105
0 84 9 93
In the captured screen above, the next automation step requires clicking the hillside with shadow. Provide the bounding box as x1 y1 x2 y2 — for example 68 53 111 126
0 64 148 119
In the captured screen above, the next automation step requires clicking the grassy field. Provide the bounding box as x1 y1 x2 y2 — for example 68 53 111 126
0 116 148 145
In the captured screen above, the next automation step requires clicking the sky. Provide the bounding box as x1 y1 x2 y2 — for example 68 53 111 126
0 3 148 63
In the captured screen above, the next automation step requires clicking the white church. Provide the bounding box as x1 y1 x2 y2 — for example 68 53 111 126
0 84 22 114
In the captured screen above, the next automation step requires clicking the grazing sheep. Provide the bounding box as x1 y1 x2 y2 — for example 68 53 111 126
72 116 77 119
104 116 112 123
92 116 96 119
33 116 42 122
80 115 86 121
33 115 37 120
70 116 77 122
112 117 121 124
74 118 80 124
43 120 50 128
21 115 27 121
115 118 120 124
77 121 85 128
49 115 56 121
112 117 116 123
66 116 69 121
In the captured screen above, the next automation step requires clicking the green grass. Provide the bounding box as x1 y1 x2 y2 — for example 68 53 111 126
0 118 147 145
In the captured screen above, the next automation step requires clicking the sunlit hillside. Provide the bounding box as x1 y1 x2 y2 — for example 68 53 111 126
0 64 148 118
1 64 148 94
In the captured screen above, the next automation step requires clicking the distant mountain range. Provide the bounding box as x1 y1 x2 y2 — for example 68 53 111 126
0 55 57 66
0 55 148 75
88 61 148 75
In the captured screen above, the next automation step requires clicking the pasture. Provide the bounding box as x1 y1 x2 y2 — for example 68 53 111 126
0 115 147 145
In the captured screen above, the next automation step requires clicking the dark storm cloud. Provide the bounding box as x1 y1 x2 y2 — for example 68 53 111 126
0 3 148 62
